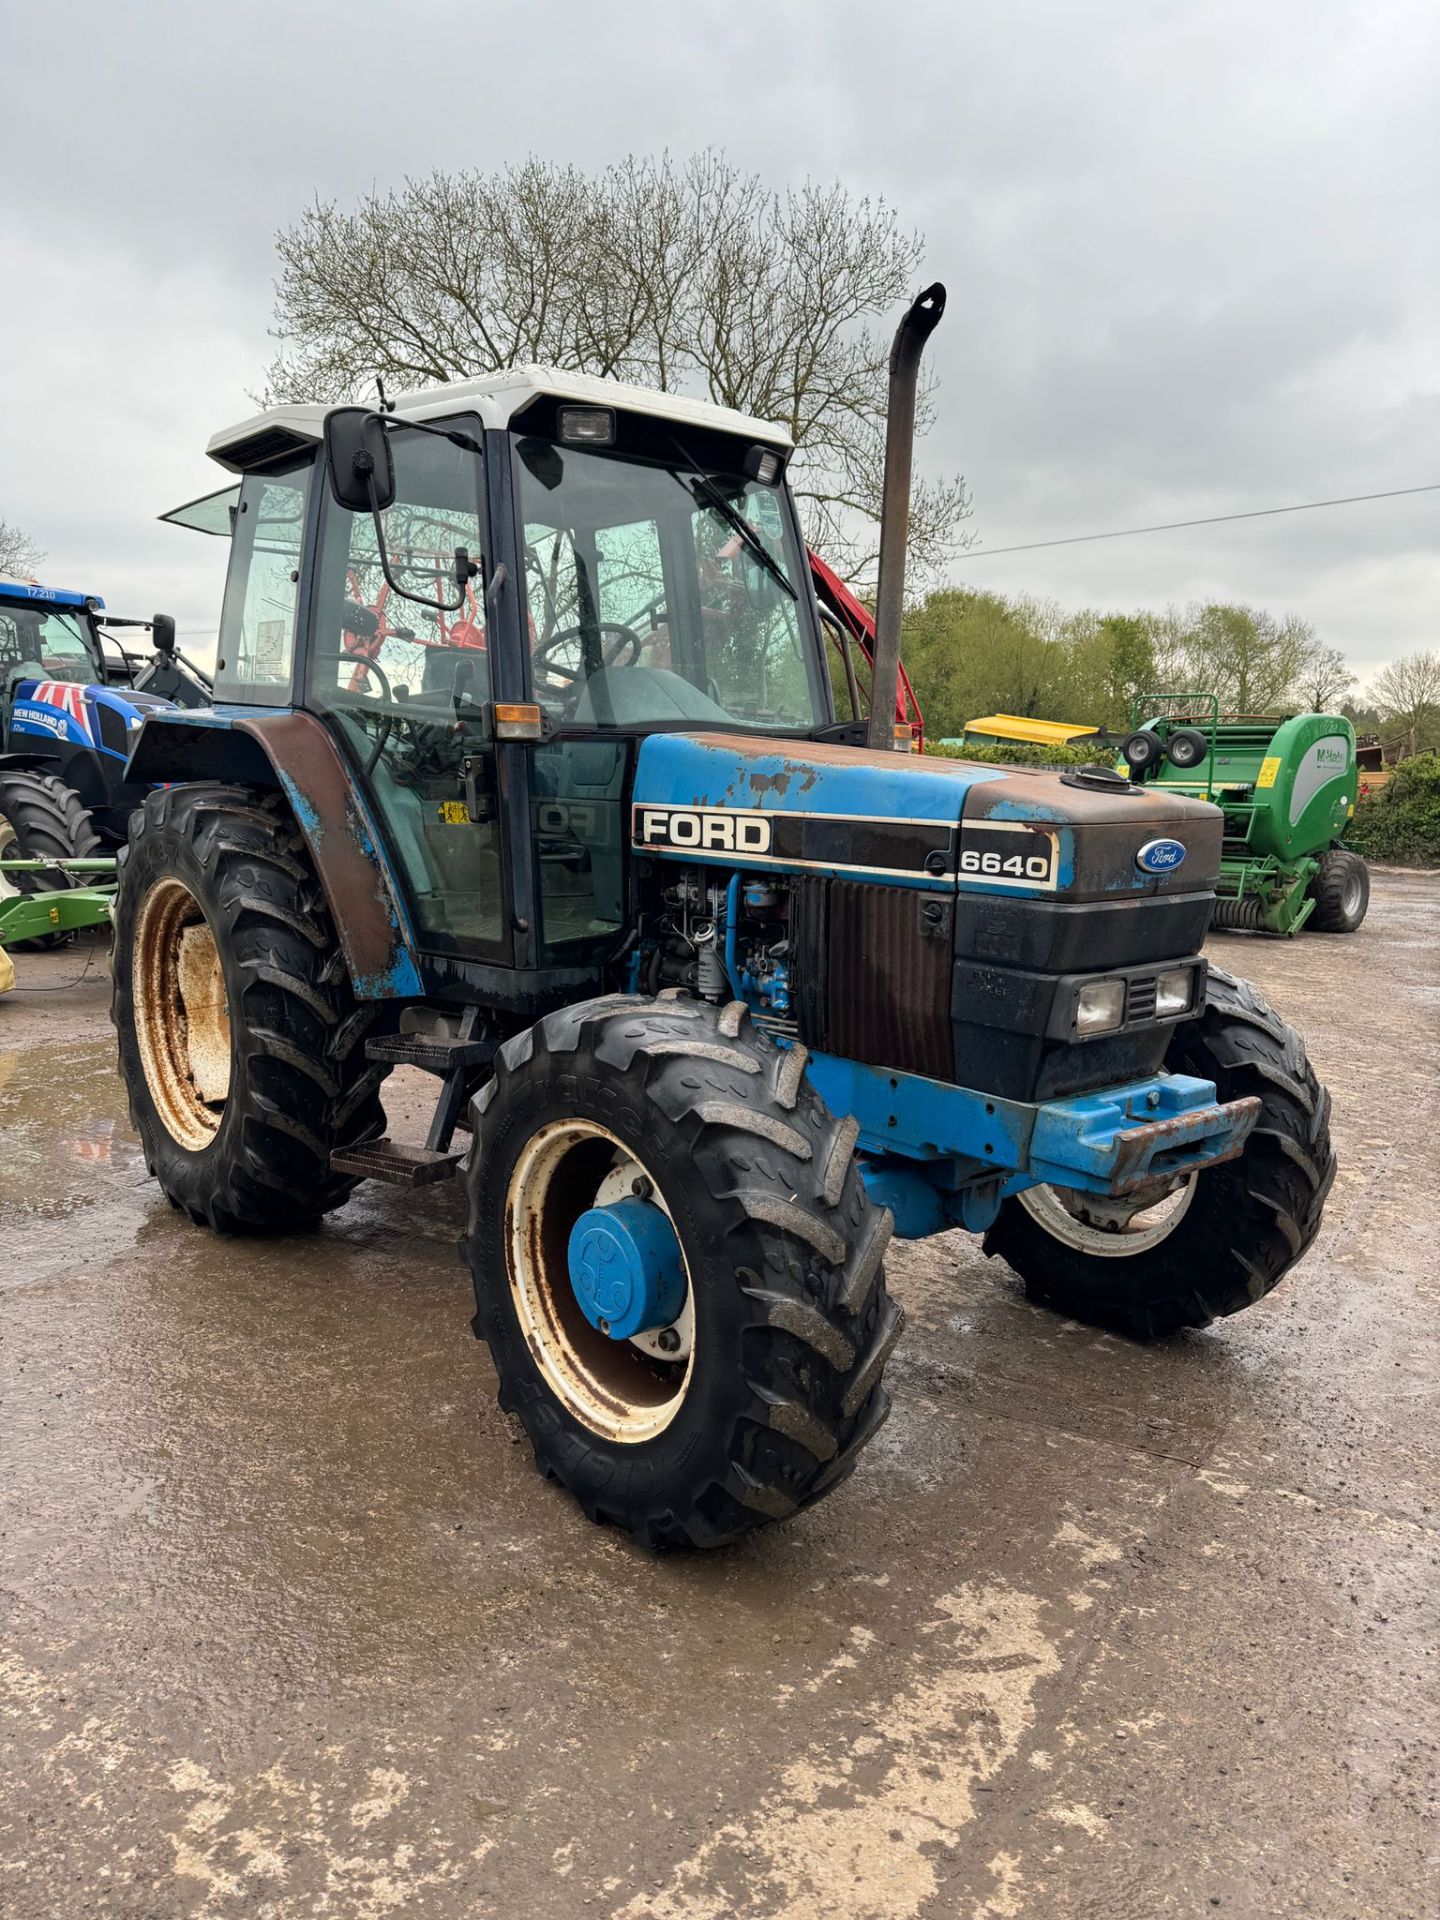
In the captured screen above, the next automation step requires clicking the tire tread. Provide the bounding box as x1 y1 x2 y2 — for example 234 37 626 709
464 993 901 1548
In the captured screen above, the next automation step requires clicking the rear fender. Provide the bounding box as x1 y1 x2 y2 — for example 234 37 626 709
126 709 422 998
0 743 109 810
0 747 59 773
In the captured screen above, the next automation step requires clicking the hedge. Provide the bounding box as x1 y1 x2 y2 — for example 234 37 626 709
924 740 1106 768
1345 754 1440 867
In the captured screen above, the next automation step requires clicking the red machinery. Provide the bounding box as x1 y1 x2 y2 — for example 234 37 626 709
807 549 924 747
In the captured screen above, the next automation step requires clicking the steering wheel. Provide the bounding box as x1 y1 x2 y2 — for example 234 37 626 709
342 654 393 703
533 621 643 688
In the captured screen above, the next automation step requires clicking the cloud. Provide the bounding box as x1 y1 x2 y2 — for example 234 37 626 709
3 0 1436 682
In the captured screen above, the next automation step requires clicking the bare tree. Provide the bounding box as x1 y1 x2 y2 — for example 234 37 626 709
265 154 973 589
1179 604 1313 712
1367 649 1440 757
1294 642 1355 712
0 517 44 579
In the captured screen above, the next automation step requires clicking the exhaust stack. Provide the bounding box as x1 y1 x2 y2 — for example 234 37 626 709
865 282 946 751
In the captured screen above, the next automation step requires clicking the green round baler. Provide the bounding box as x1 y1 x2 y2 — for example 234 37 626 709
1128 698 1369 935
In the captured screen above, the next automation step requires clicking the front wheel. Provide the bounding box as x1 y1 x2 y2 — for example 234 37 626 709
0 768 102 949
1308 848 1369 933
984 967 1335 1337
463 994 903 1548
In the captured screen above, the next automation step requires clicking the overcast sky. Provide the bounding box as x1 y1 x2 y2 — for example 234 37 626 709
4 0 1435 685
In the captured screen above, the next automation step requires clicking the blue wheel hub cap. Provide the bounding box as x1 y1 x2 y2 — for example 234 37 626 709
567 1197 686 1341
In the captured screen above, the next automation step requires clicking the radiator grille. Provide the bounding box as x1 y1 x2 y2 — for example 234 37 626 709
1124 975 1158 1023
813 882 956 1080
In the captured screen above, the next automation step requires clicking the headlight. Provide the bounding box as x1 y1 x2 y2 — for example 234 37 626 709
1156 967 1194 1016
1076 978 1127 1035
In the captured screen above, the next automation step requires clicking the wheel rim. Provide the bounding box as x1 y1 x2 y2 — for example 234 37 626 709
132 878 232 1150
1341 869 1363 918
0 818 19 902
1017 1176 1197 1258
0 815 60 899
505 1119 695 1443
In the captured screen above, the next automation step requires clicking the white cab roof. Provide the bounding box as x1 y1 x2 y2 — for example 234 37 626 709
206 365 793 472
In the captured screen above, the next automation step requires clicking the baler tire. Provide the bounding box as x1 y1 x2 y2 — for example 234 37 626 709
110 782 389 1232
0 769 103 949
983 965 1334 1338
463 995 901 1549
1308 848 1369 933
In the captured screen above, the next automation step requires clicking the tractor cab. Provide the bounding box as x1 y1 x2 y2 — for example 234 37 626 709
148 371 846 972
0 584 108 700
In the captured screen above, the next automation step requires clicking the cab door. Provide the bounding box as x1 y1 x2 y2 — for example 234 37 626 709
213 458 311 706
305 419 511 965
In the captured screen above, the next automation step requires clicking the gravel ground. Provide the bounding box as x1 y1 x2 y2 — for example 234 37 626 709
2 869 1437 1919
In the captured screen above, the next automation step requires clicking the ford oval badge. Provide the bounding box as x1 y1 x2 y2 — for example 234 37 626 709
1136 837 1186 875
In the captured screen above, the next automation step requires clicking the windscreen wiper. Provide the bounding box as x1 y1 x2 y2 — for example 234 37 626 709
666 436 797 602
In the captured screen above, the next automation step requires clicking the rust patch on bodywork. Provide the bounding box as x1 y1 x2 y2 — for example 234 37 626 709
233 711 422 998
1110 1095 1260 1192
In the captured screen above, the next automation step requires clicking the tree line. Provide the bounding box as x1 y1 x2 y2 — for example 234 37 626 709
898 587 1439 747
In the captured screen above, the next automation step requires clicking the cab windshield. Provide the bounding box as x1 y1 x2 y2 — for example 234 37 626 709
514 436 827 732
0 601 102 681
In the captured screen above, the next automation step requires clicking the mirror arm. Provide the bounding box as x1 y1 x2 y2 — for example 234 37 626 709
385 416 482 457
363 467 470 615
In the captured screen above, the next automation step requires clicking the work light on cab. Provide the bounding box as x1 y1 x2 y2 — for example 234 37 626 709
742 445 784 486
557 407 615 446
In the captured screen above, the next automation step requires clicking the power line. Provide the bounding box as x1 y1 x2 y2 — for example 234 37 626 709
954 482 1440 561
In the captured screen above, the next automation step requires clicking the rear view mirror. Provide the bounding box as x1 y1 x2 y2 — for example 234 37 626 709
324 408 396 514
151 613 177 657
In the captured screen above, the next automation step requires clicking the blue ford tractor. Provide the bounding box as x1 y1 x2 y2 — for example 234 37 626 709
110 289 1334 1548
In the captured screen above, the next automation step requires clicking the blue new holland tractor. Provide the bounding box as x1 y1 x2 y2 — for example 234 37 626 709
0 582 211 940
110 289 1334 1547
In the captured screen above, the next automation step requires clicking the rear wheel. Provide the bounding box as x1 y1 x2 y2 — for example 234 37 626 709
464 994 903 1548
0 769 102 949
1308 848 1369 933
984 966 1335 1337
111 782 389 1231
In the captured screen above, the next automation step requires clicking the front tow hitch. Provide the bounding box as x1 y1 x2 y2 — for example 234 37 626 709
1025 1077 1260 1196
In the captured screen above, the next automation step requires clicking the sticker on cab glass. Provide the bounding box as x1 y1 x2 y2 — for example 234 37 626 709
436 800 469 825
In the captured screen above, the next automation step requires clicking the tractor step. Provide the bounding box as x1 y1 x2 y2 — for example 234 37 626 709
364 1033 495 1075
329 1137 466 1186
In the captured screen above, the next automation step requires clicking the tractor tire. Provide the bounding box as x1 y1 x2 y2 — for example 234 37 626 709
0 768 103 949
463 993 903 1548
1308 848 1369 933
111 782 389 1232
983 965 1334 1338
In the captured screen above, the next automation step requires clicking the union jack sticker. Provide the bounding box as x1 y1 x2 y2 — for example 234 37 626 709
32 681 92 743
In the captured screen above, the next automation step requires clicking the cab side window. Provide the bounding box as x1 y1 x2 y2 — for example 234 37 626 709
307 420 507 960
214 462 310 706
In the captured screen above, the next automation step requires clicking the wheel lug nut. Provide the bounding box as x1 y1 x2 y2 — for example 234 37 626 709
631 1175 654 1200
657 1327 680 1353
